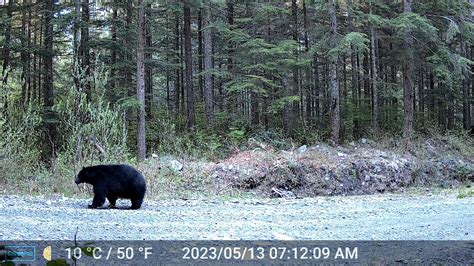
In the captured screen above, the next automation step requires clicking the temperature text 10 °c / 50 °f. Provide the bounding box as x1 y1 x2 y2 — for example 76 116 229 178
65 246 153 260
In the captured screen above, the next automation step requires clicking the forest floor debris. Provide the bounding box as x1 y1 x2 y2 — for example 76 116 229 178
208 137 473 197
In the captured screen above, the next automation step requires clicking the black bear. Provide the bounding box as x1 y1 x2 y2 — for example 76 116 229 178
75 164 146 209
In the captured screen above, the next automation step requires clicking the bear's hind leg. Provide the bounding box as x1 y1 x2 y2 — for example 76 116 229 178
130 198 143 210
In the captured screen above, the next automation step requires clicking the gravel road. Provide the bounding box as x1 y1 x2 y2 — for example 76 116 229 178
0 193 473 241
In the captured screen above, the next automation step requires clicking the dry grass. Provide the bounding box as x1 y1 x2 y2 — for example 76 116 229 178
1 134 472 200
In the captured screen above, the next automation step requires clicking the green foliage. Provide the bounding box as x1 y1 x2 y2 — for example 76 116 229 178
457 186 474 199
1 0 474 199
455 164 472 182
328 32 369 58
0 103 43 183
268 96 300 114
228 127 246 144
226 79 266 95
428 46 473 89
393 13 439 43
249 129 292 150
255 2 289 17
42 67 131 195
446 19 460 43
291 123 322 145
117 96 142 110
54 86 129 170
367 13 391 28
147 109 225 160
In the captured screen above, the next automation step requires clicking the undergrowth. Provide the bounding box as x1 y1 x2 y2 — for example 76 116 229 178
1 100 472 199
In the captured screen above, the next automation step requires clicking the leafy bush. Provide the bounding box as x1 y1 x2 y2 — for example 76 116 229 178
0 103 43 183
41 66 132 195
250 129 292 150
147 109 225 160
54 91 129 166
228 127 246 145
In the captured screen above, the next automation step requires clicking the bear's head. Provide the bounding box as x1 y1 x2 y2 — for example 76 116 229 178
75 167 96 185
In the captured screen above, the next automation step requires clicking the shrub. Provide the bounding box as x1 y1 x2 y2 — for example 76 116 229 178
0 103 43 184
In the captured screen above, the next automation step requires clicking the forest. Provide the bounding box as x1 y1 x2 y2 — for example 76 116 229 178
0 0 473 196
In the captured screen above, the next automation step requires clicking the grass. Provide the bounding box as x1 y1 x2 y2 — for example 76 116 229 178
372 132 474 160
1 131 472 200
457 185 474 199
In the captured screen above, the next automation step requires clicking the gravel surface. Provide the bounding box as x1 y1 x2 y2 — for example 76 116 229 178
0 194 473 241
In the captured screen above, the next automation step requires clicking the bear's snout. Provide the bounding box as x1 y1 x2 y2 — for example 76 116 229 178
75 176 81 184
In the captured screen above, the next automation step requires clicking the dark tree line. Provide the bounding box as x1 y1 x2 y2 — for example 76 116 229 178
0 0 472 162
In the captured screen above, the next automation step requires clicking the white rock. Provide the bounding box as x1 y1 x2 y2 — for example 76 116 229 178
169 160 183 171
297 145 308 153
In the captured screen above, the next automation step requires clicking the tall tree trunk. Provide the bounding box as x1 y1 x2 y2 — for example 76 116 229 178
203 0 214 124
226 0 234 115
211 32 216 109
166 12 171 111
303 0 312 121
363 52 370 100
369 0 379 130
136 1 146 161
342 58 347 97
217 61 224 112
403 0 415 136
198 9 203 101
38 20 43 103
347 0 359 138
418 65 424 117
145 3 153 119
291 0 299 132
328 0 340 143
81 0 91 100
429 72 435 120
282 76 290 133
447 99 454 130
43 0 56 166
313 55 320 119
73 0 81 92
124 0 133 96
166 68 170 111
165 12 171 111
110 0 118 98
32 14 38 102
438 89 446 131
174 13 180 113
462 41 471 130
180 22 185 113
1 0 14 114
21 0 30 104
26 0 32 103
251 90 259 125
472 46 474 130
183 1 195 129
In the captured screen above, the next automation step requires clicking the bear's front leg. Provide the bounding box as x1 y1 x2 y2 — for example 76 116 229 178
89 187 106 208
107 195 118 209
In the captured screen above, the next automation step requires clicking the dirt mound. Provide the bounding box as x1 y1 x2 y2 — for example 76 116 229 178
211 142 473 197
